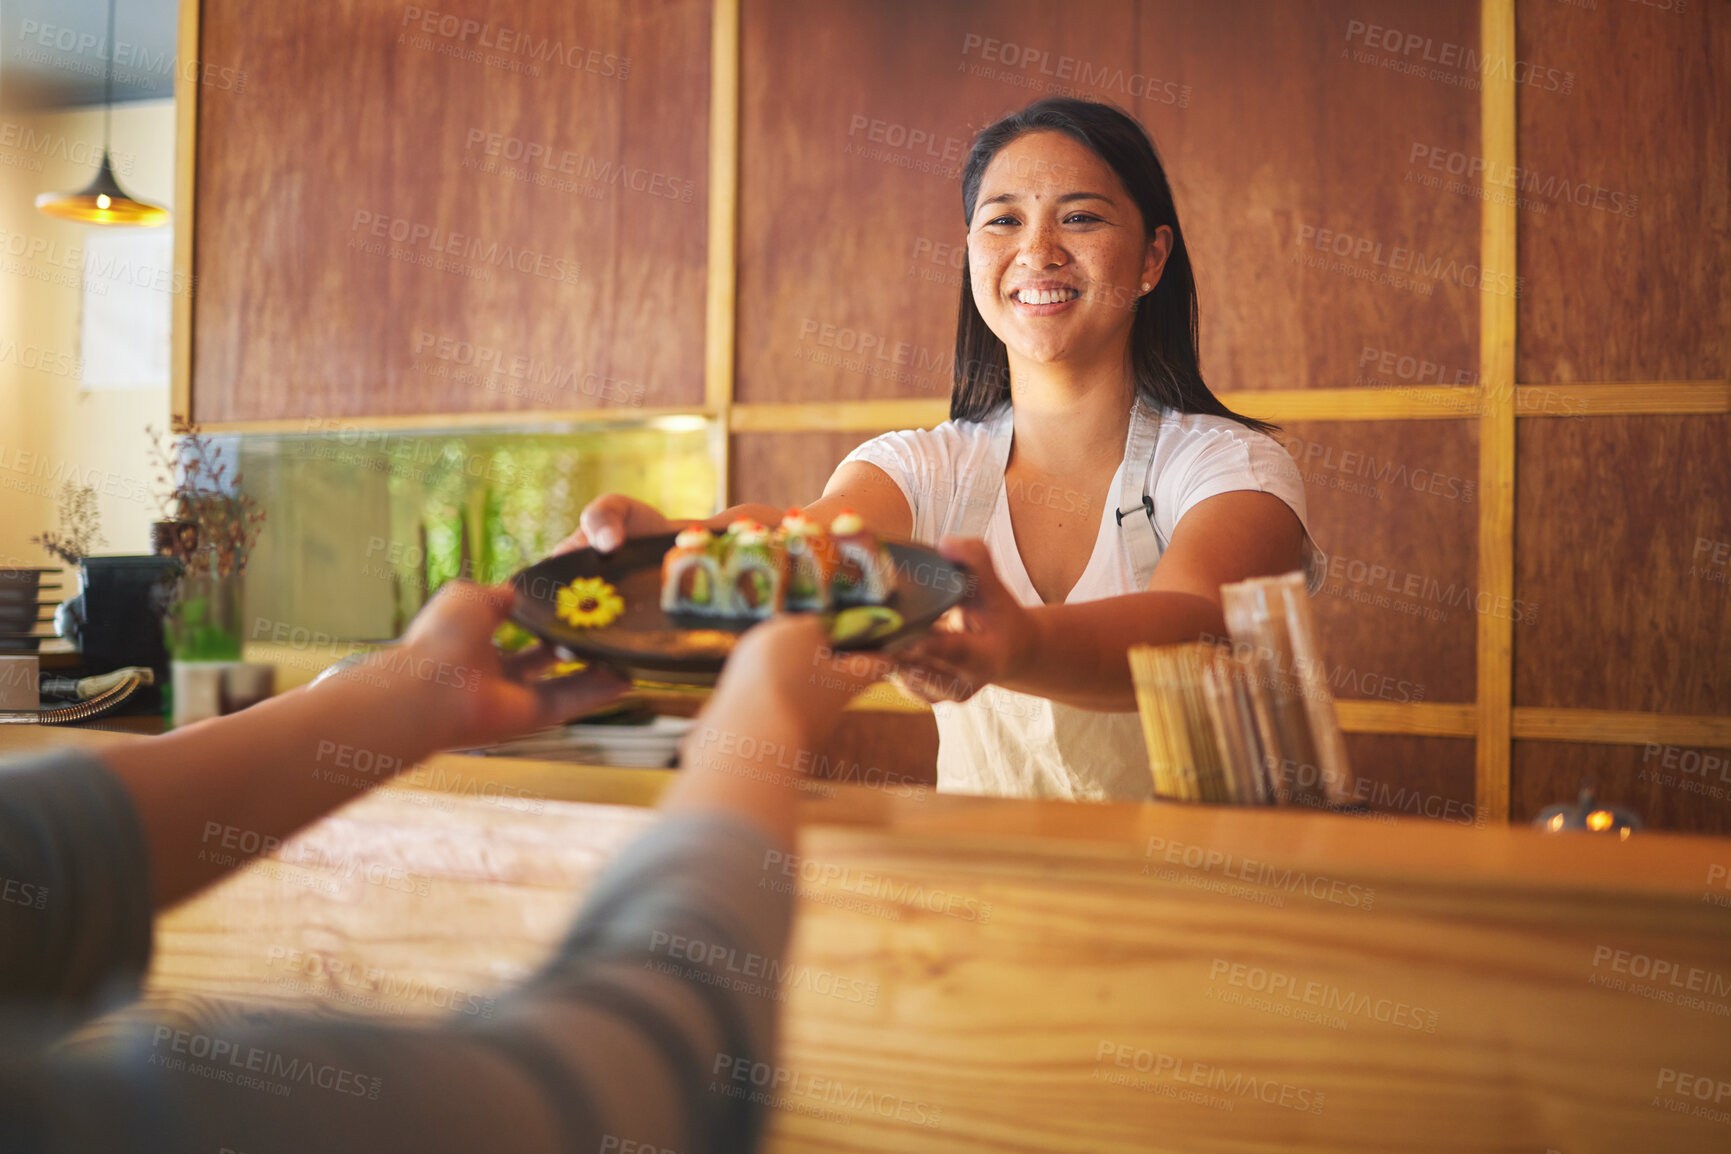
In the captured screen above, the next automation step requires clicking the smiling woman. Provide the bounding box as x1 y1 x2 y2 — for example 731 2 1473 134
567 98 1325 803
949 101 1269 432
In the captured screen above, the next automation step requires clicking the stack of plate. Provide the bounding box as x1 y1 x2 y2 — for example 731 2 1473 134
567 716 693 767
478 715 693 767
0 568 61 653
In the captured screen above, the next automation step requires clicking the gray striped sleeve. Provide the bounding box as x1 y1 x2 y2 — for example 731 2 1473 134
0 748 154 1010
17 810 795 1154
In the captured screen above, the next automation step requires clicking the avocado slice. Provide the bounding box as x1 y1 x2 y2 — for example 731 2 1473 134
829 605 903 645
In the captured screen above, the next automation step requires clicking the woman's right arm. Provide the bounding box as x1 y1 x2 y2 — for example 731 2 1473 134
556 460 912 555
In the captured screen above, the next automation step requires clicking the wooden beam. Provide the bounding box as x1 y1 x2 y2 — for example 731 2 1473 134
196 408 718 435
730 399 951 433
1512 708 1731 748
170 0 201 423
1513 380 1731 417
728 385 1730 435
706 0 741 504
1475 0 1518 823
213 379 1727 442
1335 701 1477 738
1217 387 1482 422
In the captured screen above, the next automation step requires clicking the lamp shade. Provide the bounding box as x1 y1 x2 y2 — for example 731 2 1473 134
35 151 167 227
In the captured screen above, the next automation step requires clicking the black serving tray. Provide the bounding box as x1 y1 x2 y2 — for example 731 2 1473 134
508 533 969 685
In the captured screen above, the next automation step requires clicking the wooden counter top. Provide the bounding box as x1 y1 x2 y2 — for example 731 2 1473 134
7 724 1730 1152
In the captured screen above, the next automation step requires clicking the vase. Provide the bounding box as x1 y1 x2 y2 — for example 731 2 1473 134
79 555 179 713
165 568 245 662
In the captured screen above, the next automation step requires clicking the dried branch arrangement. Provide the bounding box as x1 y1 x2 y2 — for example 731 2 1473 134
148 419 267 579
32 481 107 567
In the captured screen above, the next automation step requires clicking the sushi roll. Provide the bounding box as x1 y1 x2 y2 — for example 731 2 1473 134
777 508 835 613
721 519 785 619
829 509 893 605
660 524 724 614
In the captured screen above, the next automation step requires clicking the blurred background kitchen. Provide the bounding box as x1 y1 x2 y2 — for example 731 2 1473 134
2 0 1725 828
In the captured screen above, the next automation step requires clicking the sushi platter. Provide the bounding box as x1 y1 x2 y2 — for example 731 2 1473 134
508 509 970 685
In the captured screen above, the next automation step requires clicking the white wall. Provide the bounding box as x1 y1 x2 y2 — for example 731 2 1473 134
0 99 174 571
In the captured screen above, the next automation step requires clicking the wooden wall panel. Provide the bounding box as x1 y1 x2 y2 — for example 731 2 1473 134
1513 741 1731 837
737 0 1481 405
823 711 939 790
1506 1 1729 833
1146 0 1481 396
194 0 710 422
729 430 876 509
1514 0 1730 383
1278 420 1479 705
736 0 1141 408
1515 416 1731 715
1343 735 1478 825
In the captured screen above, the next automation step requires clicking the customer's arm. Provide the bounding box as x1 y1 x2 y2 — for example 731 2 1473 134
0 583 625 1007
10 615 887 1154
104 583 629 909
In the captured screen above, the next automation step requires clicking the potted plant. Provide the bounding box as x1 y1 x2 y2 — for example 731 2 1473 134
28 481 106 649
149 420 266 662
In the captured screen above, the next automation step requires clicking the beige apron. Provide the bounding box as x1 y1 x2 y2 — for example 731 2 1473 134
930 399 1165 802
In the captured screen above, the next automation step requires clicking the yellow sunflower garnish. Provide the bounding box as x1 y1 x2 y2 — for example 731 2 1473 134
556 576 625 628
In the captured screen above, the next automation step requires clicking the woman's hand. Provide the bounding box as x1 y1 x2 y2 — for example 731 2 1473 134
554 493 675 555
889 538 1040 704
348 582 630 754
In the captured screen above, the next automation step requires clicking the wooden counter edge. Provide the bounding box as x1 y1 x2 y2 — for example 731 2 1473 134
10 722 1728 908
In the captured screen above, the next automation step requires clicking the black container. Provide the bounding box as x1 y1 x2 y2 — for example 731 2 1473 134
0 567 53 652
80 555 180 713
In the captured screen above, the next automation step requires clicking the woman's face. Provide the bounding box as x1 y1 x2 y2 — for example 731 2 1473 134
967 130 1171 371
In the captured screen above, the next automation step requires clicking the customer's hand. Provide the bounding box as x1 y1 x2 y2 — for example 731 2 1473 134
554 493 675 555
670 614 893 839
888 538 1037 704
355 582 630 752
705 614 891 744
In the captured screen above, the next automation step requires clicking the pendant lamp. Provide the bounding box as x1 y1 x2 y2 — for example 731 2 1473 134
34 0 168 227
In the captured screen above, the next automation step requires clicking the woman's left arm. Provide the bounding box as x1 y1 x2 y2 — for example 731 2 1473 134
893 490 1304 712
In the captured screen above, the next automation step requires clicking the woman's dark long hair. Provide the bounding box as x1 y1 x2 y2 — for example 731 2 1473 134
952 98 1273 434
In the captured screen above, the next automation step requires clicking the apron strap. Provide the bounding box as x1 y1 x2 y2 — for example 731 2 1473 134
948 397 1164 591
948 402 1015 541
1115 399 1165 590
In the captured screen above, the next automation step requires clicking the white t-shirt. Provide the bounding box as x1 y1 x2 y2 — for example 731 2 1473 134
843 407 1324 802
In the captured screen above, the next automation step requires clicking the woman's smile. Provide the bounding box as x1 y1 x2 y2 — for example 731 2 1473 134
1009 279 1083 313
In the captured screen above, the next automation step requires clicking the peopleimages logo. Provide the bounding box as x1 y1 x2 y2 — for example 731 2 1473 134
399 6 629 78
1342 19 1574 94
1407 143 1639 218
462 129 695 203
412 329 645 406
1321 554 1539 625
647 930 879 1005
14 19 246 92
1207 960 1440 1033
760 849 992 922
0 121 134 175
1295 223 1523 298
349 211 581 284
0 874 47 911
1093 1042 1325 1115
960 34 1191 108
148 1026 382 1099
710 1053 943 1128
